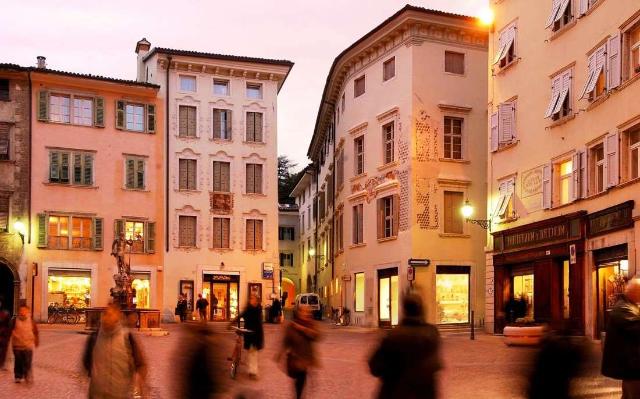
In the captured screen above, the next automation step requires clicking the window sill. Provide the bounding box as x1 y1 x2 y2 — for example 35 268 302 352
443 71 466 77
377 161 398 172
176 135 200 140
211 247 233 252
122 187 149 192
586 93 610 111
548 19 577 41
582 0 605 17
439 233 471 238
176 246 200 251
585 189 609 201
41 120 98 128
43 182 98 189
350 173 367 182
550 201 574 211
243 141 266 145
210 138 233 143
619 73 640 92
244 193 266 198
548 113 576 129
243 249 266 253
439 158 471 164
176 189 201 193
617 177 640 189
496 216 518 225
377 236 397 243
491 140 519 154
349 243 366 249
494 58 520 76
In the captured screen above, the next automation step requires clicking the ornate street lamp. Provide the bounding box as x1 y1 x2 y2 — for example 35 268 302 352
461 200 491 231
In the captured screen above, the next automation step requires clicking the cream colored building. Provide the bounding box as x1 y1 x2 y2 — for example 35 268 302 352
487 0 640 337
136 40 293 321
290 166 316 296
302 6 488 327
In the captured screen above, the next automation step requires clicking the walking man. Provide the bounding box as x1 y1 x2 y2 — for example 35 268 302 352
10 305 39 384
238 294 264 378
602 277 640 398
196 294 209 323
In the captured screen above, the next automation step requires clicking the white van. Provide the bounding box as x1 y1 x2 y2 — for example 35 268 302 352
294 293 322 320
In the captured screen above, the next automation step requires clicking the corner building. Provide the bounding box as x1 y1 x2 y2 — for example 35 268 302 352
302 6 488 327
136 40 293 321
487 0 640 337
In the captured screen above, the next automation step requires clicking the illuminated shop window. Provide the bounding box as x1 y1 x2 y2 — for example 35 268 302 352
354 273 365 312
436 270 470 324
47 271 91 307
513 274 534 318
132 273 150 308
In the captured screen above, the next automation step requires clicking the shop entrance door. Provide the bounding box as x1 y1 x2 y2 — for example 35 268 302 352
597 261 628 335
378 268 398 328
436 266 470 325
0 262 16 316
203 274 239 321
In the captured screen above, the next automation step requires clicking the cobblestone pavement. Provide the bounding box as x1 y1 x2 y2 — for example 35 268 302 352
0 323 622 399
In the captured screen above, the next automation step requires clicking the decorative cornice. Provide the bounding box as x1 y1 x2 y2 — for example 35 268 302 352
437 177 471 186
348 122 368 136
437 103 472 114
376 107 400 121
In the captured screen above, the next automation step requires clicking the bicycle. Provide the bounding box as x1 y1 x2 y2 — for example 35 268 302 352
228 326 253 379
331 307 351 326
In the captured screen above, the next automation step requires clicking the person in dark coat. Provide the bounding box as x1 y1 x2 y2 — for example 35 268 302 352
0 298 11 370
369 292 442 399
196 294 209 323
176 294 188 322
175 323 224 399
239 294 264 378
602 277 640 398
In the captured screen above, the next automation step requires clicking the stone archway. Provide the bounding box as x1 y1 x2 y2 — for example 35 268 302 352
0 259 19 317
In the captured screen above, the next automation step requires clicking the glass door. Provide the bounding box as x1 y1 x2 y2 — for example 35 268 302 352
379 277 390 325
378 268 398 327
436 266 470 325
212 283 228 321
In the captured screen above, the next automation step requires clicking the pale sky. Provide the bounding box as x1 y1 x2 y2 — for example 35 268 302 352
1 0 488 171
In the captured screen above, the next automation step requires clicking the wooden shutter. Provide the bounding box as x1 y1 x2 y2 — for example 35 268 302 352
93 217 103 250
498 102 515 143
220 162 230 192
84 154 93 185
94 97 105 127
179 159 188 189
0 123 9 160
37 213 48 248
246 164 255 193
225 110 232 139
608 34 621 90
179 106 188 137
545 76 562 118
393 194 400 237
38 91 49 121
246 220 255 250
146 222 156 253
147 104 156 133
255 113 263 142
60 152 69 182
376 199 384 239
545 0 561 28
212 109 221 139
73 153 82 184
188 159 196 189
542 163 552 209
136 159 145 189
579 0 589 15
246 112 255 141
213 161 221 191
580 149 587 200
255 164 263 194
581 53 597 99
114 219 125 240
571 152 580 202
126 158 135 188
213 218 222 248
357 205 364 243
187 106 196 137
49 151 59 181
255 220 263 250
116 100 125 129
606 132 619 188
490 112 499 152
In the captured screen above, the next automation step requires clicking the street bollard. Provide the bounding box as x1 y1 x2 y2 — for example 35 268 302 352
470 310 475 340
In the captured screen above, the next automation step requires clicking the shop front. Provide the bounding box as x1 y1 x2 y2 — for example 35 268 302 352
378 267 399 328
492 212 586 334
47 269 91 308
131 272 151 309
203 272 239 321
586 201 634 338
436 266 470 325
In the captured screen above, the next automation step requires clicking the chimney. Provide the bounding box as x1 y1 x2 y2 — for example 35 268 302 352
135 38 151 82
36 56 46 69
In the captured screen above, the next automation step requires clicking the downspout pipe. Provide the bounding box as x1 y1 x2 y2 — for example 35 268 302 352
27 70 32 244
314 164 319 294
165 56 172 252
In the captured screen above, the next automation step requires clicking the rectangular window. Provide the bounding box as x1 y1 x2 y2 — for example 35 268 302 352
556 159 573 206
0 194 9 232
337 212 344 251
0 122 9 161
179 105 197 137
354 136 364 175
212 109 232 140
246 83 262 99
377 195 397 239
545 70 572 120
383 57 395 81
178 159 197 190
445 51 465 75
246 163 263 194
382 122 394 164
178 215 197 247
246 219 263 250
444 191 464 234
352 204 364 244
354 272 365 312
494 23 517 68
212 161 230 192
49 94 71 123
629 24 640 78
280 252 294 267
125 156 145 190
629 128 640 180
49 150 93 186
245 112 263 142
212 217 230 249
443 117 463 160
213 79 230 96
48 215 70 249
278 226 295 241
180 76 197 92
125 221 145 253
590 143 605 195
546 0 573 32
354 76 365 97
0 79 8 101
72 97 93 126
125 104 145 132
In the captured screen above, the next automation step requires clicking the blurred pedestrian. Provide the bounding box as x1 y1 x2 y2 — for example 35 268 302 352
83 304 147 399
278 305 320 399
602 277 640 399
0 297 11 370
176 323 224 399
369 292 442 399
176 294 188 322
211 294 219 319
527 324 585 399
238 294 264 379
196 293 209 323
10 305 39 383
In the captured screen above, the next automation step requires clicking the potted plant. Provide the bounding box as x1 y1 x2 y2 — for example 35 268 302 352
503 294 546 346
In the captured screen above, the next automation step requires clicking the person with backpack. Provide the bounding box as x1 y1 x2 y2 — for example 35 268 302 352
83 304 147 399
10 305 39 383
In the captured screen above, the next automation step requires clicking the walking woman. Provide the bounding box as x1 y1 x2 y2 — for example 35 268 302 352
238 294 264 379
279 305 320 399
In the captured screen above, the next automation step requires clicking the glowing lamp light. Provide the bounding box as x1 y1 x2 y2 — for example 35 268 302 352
461 201 474 219
308 248 316 257
478 7 495 27
14 220 26 244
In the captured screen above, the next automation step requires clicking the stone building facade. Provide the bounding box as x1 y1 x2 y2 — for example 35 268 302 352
278 204 300 308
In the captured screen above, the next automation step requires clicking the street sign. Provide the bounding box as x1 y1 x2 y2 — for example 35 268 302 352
408 258 430 267
407 266 415 281
262 262 274 279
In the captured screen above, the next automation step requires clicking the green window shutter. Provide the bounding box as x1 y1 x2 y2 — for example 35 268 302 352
126 158 135 188
37 213 48 248
114 219 125 240
147 104 156 133
146 221 156 253
84 154 93 185
93 217 104 250
116 100 125 130
73 153 82 184
38 91 49 121
60 152 70 183
49 151 59 182
137 159 145 189
94 97 105 127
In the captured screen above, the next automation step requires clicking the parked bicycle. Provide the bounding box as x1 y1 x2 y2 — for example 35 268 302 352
228 326 253 379
331 307 351 326
47 303 85 324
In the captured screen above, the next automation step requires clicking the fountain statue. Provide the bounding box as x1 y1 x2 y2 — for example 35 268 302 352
109 233 136 309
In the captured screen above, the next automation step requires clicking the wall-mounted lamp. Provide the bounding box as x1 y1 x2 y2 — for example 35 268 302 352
14 219 26 245
461 200 491 231
308 248 325 259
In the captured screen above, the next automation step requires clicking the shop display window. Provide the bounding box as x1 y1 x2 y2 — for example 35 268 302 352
132 273 150 308
512 274 534 319
436 269 470 324
47 270 91 307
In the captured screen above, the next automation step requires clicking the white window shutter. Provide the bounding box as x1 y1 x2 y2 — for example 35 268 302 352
580 149 587 199
498 102 515 143
579 0 589 15
545 76 562 118
608 34 621 90
490 112 499 152
571 152 580 202
545 0 562 28
542 163 552 209
580 53 598 99
606 132 619 187
552 71 572 116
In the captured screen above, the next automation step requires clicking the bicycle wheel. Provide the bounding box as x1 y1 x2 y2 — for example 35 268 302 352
48 312 57 324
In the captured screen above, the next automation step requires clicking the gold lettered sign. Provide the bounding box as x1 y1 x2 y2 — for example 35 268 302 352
587 201 634 237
